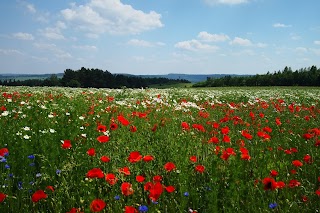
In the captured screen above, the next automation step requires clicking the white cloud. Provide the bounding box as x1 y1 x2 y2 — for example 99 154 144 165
26 3 36 13
174 39 219 51
229 37 252 46
39 27 65 40
256 42 267 48
127 39 165 47
273 23 292 28
33 42 72 59
295 47 308 53
204 0 249 5
314 40 320 45
72 45 98 51
310 48 320 56
0 49 24 55
12 32 34 40
197 31 230 42
61 0 163 35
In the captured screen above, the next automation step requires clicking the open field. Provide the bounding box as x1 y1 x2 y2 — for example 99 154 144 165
0 86 320 212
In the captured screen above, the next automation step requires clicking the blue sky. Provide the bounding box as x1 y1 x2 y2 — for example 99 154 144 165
0 0 320 75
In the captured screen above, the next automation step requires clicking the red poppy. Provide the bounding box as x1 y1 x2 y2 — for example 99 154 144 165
96 135 110 143
130 125 137 132
221 126 230 135
208 136 219 144
222 135 230 143
275 117 282 126
262 177 277 191
164 162 176 172
0 192 6 203
195 165 205 173
153 175 163 182
0 148 9 157
136 175 145 183
270 170 278 177
189 156 197 163
86 168 104 179
128 151 142 163
292 160 303 167
288 179 301 188
240 147 251 160
31 190 47 202
303 154 312 164
97 124 107 132
125 206 138 213
301 195 308 202
105 173 118 185
66 207 83 213
121 182 134 196
90 199 106 212
181 122 190 130
165 185 175 193
263 126 272 133
119 166 131 176
192 124 206 132
46 185 54 192
110 122 118 130
87 148 96 157
276 181 286 189
61 140 72 149
100 156 110 163
147 182 163 201
118 115 130 126
151 124 158 132
315 189 320 196
241 130 253 140
143 155 154 162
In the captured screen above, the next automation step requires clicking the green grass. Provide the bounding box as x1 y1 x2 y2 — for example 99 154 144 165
0 86 319 212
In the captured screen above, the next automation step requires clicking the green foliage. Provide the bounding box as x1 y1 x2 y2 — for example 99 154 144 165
194 65 320 87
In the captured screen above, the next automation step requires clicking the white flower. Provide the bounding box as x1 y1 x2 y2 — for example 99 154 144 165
81 134 87 138
7 99 12 103
23 135 30 140
48 114 54 118
49 129 56 133
1 111 9 116
23 126 30 131
66 112 70 116
16 132 22 136
79 116 85 120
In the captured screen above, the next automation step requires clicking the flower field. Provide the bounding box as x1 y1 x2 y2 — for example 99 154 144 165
0 86 320 212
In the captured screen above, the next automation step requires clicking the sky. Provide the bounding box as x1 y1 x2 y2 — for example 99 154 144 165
0 0 320 75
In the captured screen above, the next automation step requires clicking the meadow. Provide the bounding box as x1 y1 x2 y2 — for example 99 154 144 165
0 86 319 212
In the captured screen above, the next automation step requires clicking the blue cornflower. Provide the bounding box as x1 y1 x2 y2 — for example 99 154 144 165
29 181 34 185
151 200 158 204
269 202 278 209
36 173 42 178
28 154 35 159
18 181 23 190
56 169 61 175
184 192 189 197
138 205 148 212
5 164 10 169
0 157 7 163
8 173 13 178
29 163 35 167
4 152 9 157
114 195 120 200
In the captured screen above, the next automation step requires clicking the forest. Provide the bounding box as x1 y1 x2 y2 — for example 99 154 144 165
0 67 189 88
193 65 320 87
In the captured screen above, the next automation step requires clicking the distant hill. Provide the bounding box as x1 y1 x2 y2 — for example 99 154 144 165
0 73 64 81
138 73 251 83
0 73 250 83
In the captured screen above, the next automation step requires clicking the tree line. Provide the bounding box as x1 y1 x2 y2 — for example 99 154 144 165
193 65 320 87
0 67 189 88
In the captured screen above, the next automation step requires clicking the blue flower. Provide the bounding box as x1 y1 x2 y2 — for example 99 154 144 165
36 173 41 178
269 202 278 209
18 181 23 190
29 163 35 167
8 173 13 178
114 195 120 200
184 192 189 197
5 164 10 169
0 157 7 163
28 154 35 159
138 205 148 212
56 169 61 175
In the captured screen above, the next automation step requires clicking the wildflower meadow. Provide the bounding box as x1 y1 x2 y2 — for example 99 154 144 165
0 86 320 212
